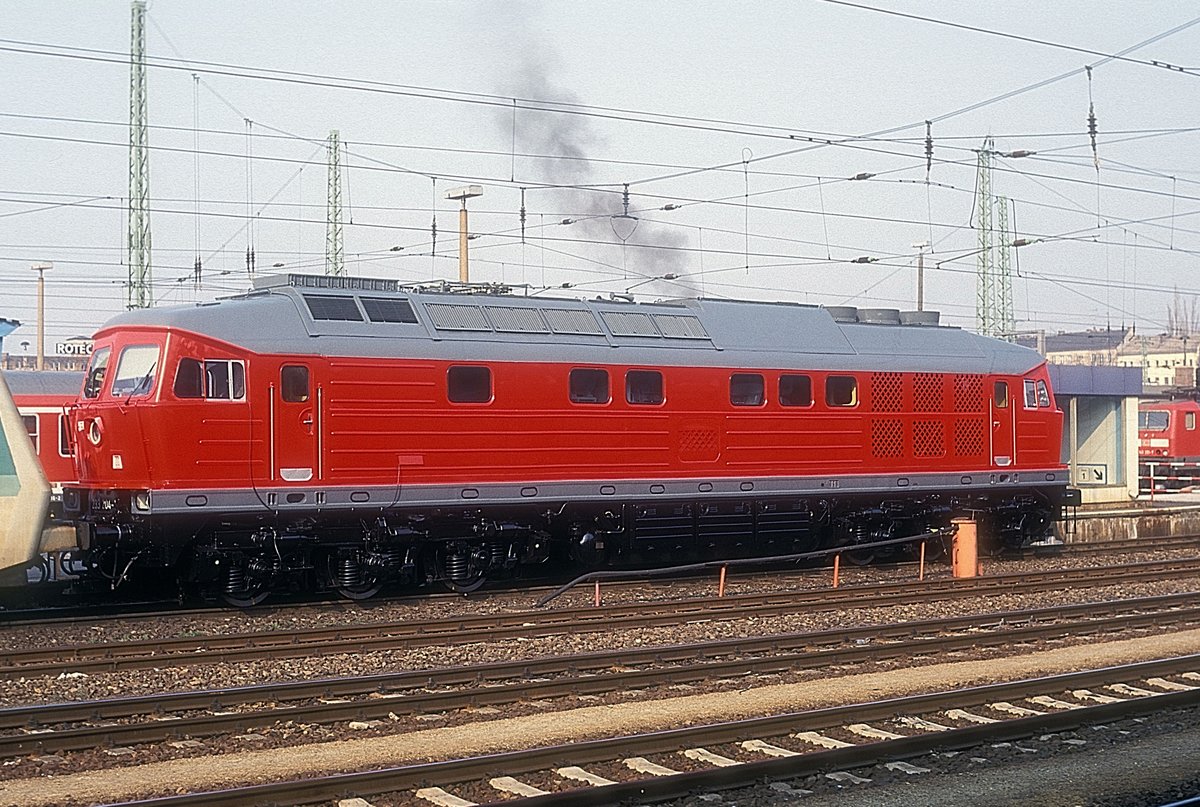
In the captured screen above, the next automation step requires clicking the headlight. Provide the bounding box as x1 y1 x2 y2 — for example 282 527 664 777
133 491 151 512
87 418 103 446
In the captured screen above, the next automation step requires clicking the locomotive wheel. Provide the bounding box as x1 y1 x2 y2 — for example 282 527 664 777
221 585 269 608
337 580 384 601
433 544 488 594
843 547 875 566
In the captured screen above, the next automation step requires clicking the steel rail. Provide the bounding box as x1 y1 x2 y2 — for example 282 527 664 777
3 532 1195 627
4 558 1200 679
94 655 1200 806
5 592 1200 758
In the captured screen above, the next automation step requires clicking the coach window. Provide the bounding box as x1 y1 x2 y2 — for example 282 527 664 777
281 365 310 403
993 381 1008 408
626 370 664 405
825 375 857 407
58 414 73 457
779 374 813 407
1188 413 1197 431
21 415 37 454
83 347 111 399
1036 380 1051 408
1023 379 1039 408
569 368 610 404
730 373 765 406
110 344 160 398
448 366 492 403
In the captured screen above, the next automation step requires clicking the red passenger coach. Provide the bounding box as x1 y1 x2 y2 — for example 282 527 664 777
65 275 1075 604
5 371 81 501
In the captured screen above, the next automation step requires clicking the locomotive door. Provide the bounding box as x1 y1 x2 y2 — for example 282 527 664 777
273 364 316 482
989 380 1015 467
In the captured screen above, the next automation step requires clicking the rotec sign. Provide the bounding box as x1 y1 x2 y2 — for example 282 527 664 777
55 341 94 356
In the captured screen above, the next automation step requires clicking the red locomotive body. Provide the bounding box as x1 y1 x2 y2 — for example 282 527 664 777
65 275 1072 603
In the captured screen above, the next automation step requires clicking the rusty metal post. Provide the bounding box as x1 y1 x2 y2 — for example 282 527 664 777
718 565 727 597
593 581 601 607
951 517 978 578
832 553 840 588
919 540 926 581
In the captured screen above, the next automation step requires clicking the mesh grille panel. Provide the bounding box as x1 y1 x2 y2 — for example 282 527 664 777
913 373 944 412
426 303 491 331
913 420 945 457
360 297 417 323
485 306 548 333
654 314 708 339
543 308 603 335
601 311 659 337
871 418 904 458
954 374 985 413
871 372 903 412
302 294 363 321
955 418 986 457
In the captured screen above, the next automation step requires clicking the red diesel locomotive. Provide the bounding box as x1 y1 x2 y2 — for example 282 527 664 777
1138 399 1200 490
64 275 1073 604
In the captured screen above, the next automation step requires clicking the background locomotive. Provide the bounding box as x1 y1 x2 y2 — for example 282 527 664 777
64 274 1073 604
1138 399 1200 492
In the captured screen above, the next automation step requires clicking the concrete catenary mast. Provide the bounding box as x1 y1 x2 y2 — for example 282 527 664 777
127 0 152 309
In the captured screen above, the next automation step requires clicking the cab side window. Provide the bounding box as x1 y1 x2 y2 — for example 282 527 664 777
993 381 1008 408
175 359 246 400
1023 379 1039 408
826 375 857 407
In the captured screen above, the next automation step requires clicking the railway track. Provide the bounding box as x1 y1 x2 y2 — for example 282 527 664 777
4 558 1200 678
73 655 1200 806
3 591 1199 758
2 533 1195 626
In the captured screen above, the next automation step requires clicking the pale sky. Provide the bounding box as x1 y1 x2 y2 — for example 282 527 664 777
2 1 1199 348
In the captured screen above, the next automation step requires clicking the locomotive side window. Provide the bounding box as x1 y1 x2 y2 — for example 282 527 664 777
730 373 765 406
1188 412 1197 431
825 375 857 407
174 359 204 398
569 368 610 404
281 365 310 403
993 381 1008 408
779 374 813 407
110 344 160 398
206 361 246 400
1036 380 1051 408
626 370 664 405
83 347 111 399
1023 379 1039 408
175 359 246 401
448 366 492 403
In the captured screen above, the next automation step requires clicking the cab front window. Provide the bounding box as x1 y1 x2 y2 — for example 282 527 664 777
83 347 111 399
110 344 160 398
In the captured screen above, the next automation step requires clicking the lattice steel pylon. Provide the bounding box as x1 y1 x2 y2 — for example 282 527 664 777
127 0 152 309
325 130 344 276
975 137 1014 338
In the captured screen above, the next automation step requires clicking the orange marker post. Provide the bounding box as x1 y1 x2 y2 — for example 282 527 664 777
951 517 978 579
919 540 926 581
718 565 727 598
593 581 601 607
832 553 840 588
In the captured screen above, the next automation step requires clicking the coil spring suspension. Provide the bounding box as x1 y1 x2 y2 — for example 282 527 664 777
852 522 867 543
377 548 404 569
334 556 361 588
488 542 508 567
224 564 247 594
444 550 469 582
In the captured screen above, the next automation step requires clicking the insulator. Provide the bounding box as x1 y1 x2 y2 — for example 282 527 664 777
444 551 469 582
224 565 246 595
924 120 933 179
334 556 360 588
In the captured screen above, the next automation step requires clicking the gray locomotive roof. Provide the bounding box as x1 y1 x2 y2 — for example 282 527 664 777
98 274 1044 375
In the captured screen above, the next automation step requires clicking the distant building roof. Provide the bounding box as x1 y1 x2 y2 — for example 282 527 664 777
1017 328 1129 354
1048 364 1142 397
2 370 83 396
